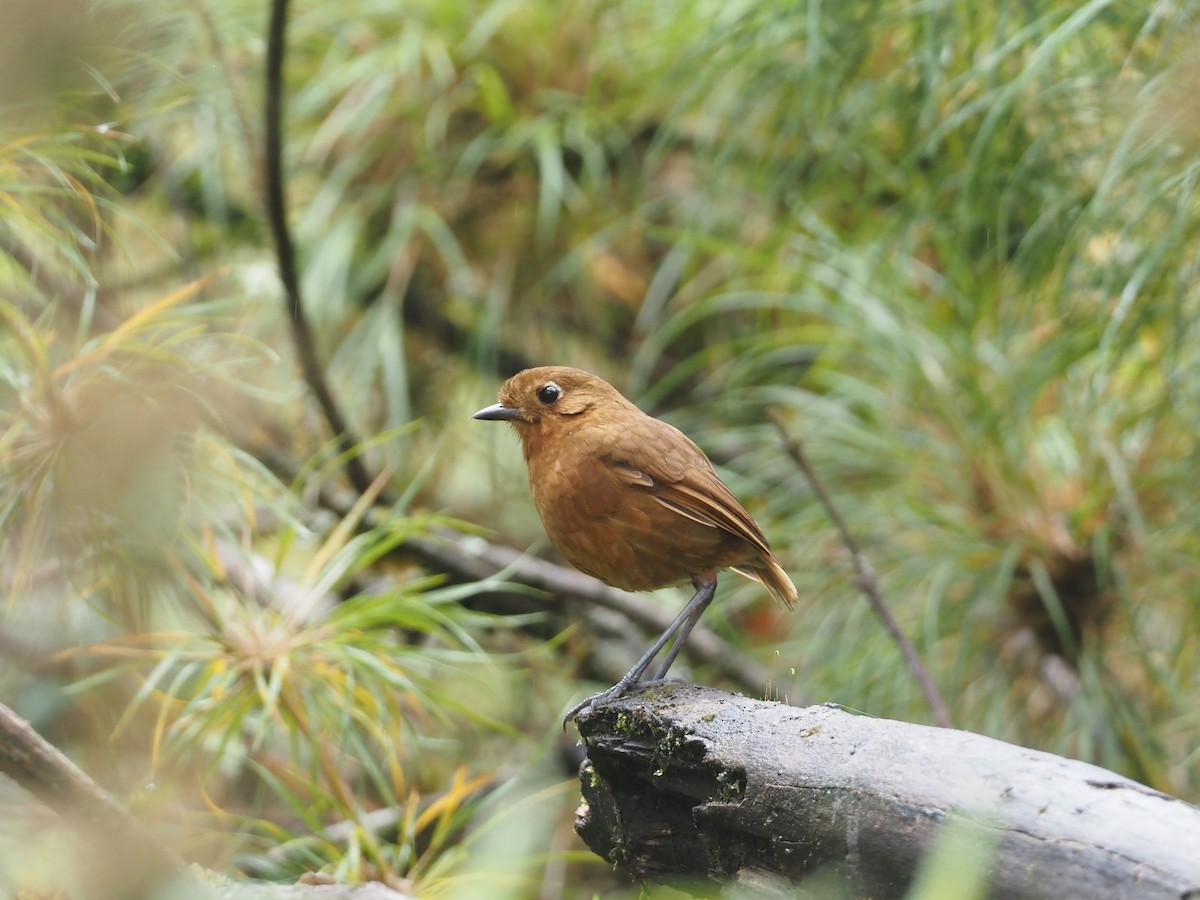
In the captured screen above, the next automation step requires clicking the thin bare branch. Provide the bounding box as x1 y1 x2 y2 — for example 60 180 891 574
768 411 952 728
250 447 790 703
401 525 788 701
0 700 185 880
263 0 374 497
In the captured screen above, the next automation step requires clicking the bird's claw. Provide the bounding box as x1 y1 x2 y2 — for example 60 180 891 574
562 681 636 730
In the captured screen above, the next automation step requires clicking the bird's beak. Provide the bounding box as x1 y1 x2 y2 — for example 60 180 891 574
473 402 521 421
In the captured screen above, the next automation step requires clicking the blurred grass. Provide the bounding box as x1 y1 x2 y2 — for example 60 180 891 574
1 0 1199 896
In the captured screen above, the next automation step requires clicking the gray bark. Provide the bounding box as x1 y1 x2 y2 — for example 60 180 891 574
573 682 1200 899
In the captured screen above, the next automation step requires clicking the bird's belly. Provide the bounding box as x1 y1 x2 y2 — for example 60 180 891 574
530 465 748 592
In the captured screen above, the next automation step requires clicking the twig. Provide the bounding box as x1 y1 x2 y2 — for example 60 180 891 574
263 0 374 497
246 446 786 702
299 461 783 698
406 526 787 700
0 700 185 878
768 412 953 728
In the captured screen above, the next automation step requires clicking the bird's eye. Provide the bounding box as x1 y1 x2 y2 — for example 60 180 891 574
537 383 562 405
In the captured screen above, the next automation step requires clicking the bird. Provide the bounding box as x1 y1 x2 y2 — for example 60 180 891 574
473 365 796 723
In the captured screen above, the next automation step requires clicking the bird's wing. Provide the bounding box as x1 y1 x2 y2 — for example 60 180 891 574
600 417 772 555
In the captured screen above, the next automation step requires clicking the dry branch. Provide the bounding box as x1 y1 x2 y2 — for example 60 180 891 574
0 701 419 899
0 700 184 890
573 683 1200 899
404 526 781 698
263 0 373 497
769 413 951 728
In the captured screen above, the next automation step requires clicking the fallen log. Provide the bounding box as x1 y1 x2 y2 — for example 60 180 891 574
573 683 1200 899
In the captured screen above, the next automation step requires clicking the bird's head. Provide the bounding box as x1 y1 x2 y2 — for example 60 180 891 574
473 366 635 449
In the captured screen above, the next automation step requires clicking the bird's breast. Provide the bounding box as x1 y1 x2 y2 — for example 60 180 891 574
523 429 754 592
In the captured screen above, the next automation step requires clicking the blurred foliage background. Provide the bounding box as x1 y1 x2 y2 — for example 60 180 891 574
1 0 1199 896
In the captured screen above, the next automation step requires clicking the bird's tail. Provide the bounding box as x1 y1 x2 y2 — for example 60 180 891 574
733 554 797 609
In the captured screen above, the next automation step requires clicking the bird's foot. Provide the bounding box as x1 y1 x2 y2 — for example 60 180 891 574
562 679 641 728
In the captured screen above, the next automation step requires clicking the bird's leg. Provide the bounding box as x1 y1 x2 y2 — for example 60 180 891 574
563 575 718 725
650 573 717 681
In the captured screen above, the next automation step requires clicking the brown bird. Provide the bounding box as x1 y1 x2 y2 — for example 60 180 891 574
474 366 796 722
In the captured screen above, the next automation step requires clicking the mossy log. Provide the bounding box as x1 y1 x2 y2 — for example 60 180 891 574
573 683 1200 899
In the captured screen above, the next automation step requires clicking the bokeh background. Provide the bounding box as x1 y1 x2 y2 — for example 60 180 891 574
2 0 1199 896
